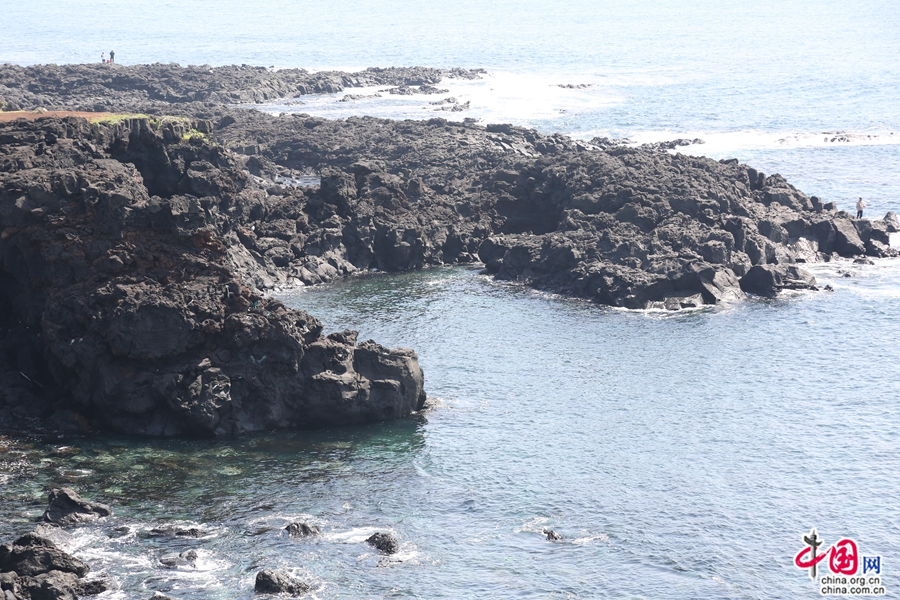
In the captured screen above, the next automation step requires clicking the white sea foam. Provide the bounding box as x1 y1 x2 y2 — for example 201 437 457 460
571 533 610 545
245 512 320 528
584 128 900 155
250 71 623 126
515 516 554 534
325 526 387 544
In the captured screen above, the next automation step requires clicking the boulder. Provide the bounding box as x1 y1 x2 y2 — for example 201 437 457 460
284 523 319 538
254 569 309 596
646 293 705 311
42 488 112 527
0 533 111 599
365 532 399 555
0 534 88 577
739 265 817 298
832 218 866 256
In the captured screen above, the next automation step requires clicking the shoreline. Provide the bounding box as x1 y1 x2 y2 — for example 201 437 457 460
1 64 898 438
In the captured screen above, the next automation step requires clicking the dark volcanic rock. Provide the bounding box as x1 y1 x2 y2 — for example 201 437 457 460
42 488 112 527
1 65 889 432
739 264 818 297
543 528 562 541
831 217 866 256
204 109 873 309
365 532 399 554
0 534 89 577
285 522 319 537
0 117 426 436
0 533 111 599
159 550 198 569
146 526 204 538
254 569 309 596
0 64 483 111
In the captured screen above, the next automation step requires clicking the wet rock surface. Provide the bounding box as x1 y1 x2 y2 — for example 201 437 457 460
543 528 562 541
158 549 198 569
739 264 818 298
285 523 319 538
2 64 896 434
365 532 399 554
254 569 309 596
42 488 112 527
0 533 111 599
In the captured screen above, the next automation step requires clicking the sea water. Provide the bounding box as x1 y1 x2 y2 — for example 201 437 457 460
1 1 899 598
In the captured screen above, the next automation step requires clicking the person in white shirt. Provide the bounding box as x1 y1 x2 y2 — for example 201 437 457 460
856 197 866 219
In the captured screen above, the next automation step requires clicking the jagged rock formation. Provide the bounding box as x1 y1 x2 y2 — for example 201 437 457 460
0 116 426 435
254 569 309 596
0 64 484 112
42 488 112 527
2 64 897 433
204 111 899 308
285 522 319 537
0 533 112 599
1 489 113 599
365 532 399 554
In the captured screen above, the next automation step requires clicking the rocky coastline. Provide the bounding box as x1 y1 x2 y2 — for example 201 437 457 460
1 63 898 437
2 486 338 599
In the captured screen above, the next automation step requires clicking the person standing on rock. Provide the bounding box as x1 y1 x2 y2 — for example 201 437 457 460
110 50 115 63
101 52 105 63
857 197 866 219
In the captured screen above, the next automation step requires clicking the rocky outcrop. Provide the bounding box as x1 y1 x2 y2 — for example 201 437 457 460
285 523 319 537
0 64 484 112
42 488 112 526
365 532 399 554
0 116 426 435
543 528 562 541
203 111 898 309
254 569 309 596
738 264 818 297
0 533 111 599
3 65 895 432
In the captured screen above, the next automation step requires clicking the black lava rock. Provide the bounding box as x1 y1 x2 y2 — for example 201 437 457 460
365 532 399 554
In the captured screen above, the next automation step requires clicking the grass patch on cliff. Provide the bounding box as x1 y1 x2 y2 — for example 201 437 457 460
89 113 150 124
182 128 207 141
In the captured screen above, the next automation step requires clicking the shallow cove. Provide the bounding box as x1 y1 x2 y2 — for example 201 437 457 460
2 263 899 599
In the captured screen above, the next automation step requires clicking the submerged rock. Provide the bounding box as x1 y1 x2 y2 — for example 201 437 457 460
146 526 204 538
543 528 562 541
254 569 309 596
159 550 198 569
365 532 399 554
42 488 112 527
285 523 319 537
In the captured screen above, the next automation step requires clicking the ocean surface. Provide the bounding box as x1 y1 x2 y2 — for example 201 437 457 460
1 1 899 598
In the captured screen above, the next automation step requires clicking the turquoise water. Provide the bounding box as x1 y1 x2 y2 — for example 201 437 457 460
2 265 899 598
2 1 900 597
